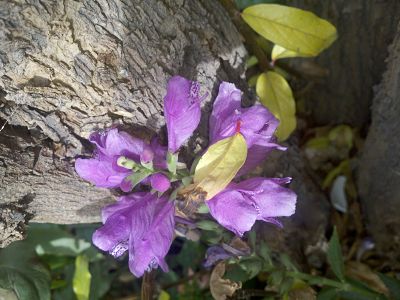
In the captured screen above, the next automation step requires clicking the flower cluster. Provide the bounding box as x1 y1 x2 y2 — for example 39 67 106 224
75 76 296 277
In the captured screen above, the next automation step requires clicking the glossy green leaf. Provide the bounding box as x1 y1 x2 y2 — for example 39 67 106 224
322 160 350 189
0 265 51 300
167 151 178 174
327 228 345 281
28 224 91 257
256 71 296 141
73 255 91 300
0 231 51 300
271 44 310 61
125 169 152 189
196 220 221 232
194 133 247 200
317 288 339 300
242 4 337 56
158 290 171 300
378 273 400 300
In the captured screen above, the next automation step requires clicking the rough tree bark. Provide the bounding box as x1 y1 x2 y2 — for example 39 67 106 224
358 22 400 259
288 0 400 128
0 0 329 256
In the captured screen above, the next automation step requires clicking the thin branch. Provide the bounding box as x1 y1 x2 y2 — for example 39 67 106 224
141 270 155 300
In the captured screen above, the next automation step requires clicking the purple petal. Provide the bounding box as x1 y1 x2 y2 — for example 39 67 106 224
92 209 131 256
150 137 168 170
101 194 145 223
210 82 242 143
75 158 128 188
150 173 171 192
235 177 297 219
120 176 134 192
203 246 232 268
89 129 145 160
207 190 257 236
164 76 201 152
128 195 175 277
239 105 279 147
105 129 146 159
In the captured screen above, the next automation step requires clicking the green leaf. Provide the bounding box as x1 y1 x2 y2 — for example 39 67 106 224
193 133 247 200
0 265 51 300
305 136 331 150
240 257 263 279
327 228 345 281
27 224 91 257
378 273 400 300
0 230 51 300
256 71 296 141
322 160 350 189
196 220 221 231
125 169 152 189
158 290 171 300
317 288 339 300
182 176 192 186
272 44 308 61
73 255 91 300
242 4 337 56
196 204 210 214
167 151 178 174
246 55 259 68
89 260 116 300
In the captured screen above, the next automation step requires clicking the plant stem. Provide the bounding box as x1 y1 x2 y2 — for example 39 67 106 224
141 270 155 300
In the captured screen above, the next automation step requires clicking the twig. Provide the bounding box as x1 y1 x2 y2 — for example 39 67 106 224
141 270 155 300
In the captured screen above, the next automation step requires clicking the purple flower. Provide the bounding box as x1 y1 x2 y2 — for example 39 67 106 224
207 177 296 236
92 192 175 277
150 173 171 193
75 129 167 191
164 76 202 153
210 82 284 175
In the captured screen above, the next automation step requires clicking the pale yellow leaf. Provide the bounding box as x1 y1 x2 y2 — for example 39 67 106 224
271 44 311 61
256 71 296 141
242 4 337 56
158 290 170 300
73 255 91 300
194 133 247 200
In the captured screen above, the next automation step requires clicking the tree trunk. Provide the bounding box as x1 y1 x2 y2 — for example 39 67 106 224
0 0 330 253
288 0 400 128
0 0 247 242
357 22 400 259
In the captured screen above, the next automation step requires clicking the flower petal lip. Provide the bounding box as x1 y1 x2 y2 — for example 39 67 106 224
209 82 242 143
207 189 257 237
75 157 128 188
207 178 296 236
209 81 283 175
128 194 175 277
92 193 175 277
149 173 171 193
164 76 202 152
76 128 168 190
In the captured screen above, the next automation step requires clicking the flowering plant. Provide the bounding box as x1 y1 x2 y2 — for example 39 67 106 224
75 76 296 277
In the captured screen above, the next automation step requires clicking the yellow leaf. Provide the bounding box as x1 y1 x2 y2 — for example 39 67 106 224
256 71 296 141
158 290 170 300
73 255 91 300
194 133 247 200
271 44 311 61
242 4 337 56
